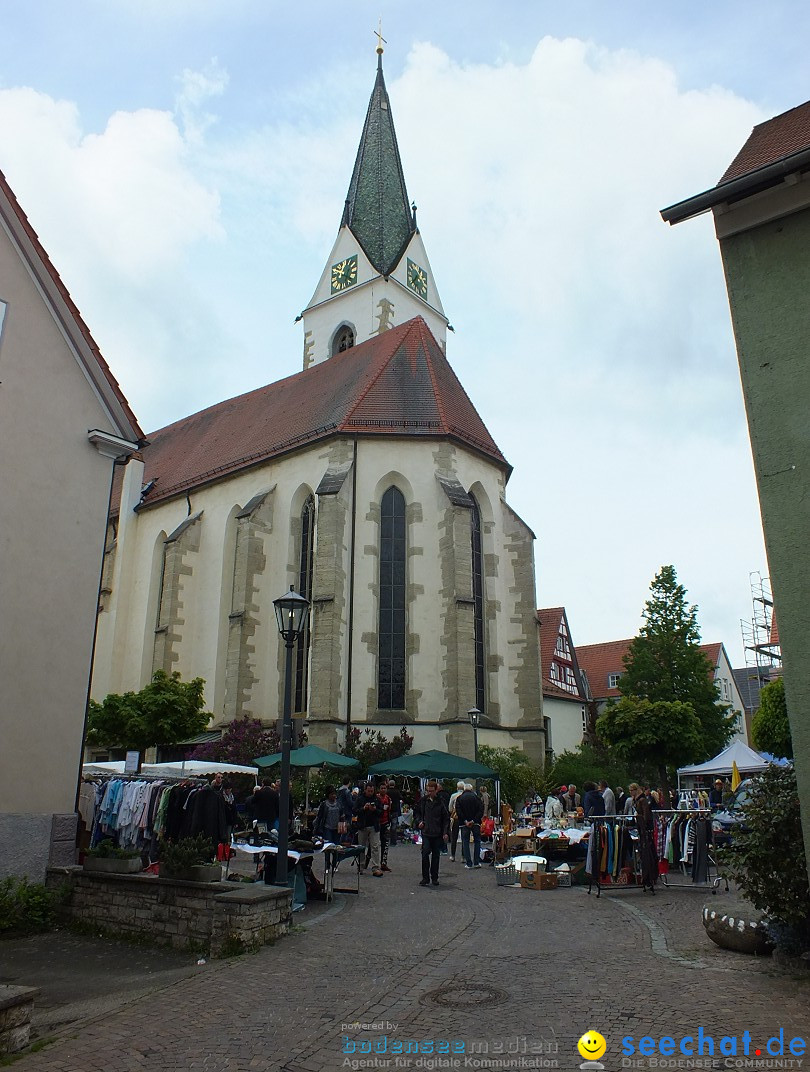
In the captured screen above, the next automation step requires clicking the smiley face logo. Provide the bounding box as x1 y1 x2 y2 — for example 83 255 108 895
577 1031 607 1061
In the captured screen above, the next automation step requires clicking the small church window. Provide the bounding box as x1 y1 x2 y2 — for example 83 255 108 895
332 325 355 356
470 494 486 713
294 495 315 714
378 486 406 710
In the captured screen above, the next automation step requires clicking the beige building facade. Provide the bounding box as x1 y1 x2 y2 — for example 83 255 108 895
0 170 142 879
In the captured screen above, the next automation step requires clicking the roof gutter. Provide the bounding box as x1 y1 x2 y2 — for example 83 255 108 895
661 147 810 226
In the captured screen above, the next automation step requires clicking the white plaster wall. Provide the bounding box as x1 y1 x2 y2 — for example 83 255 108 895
0 223 120 819
542 696 586 758
94 435 533 738
714 645 749 744
302 228 447 366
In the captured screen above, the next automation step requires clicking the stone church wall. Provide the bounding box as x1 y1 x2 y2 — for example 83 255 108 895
92 435 544 761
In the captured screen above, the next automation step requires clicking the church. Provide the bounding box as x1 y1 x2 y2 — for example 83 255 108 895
92 49 546 764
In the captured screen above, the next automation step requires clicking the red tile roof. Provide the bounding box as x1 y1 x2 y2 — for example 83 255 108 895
536 607 587 701
576 638 722 700
720 100 810 183
124 317 507 512
0 168 143 442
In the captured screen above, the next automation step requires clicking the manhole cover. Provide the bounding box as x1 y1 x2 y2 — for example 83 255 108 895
421 982 509 1008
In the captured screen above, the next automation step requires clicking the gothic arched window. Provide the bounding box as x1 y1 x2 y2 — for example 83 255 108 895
294 495 315 714
378 486 406 710
470 494 486 712
332 325 355 356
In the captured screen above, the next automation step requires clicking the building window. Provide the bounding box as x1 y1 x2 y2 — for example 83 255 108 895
581 706 588 733
470 494 486 713
378 486 406 710
608 672 622 689
294 496 315 714
332 325 355 356
0 300 7 345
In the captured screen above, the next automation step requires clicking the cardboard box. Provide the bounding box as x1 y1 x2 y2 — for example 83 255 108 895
521 870 558 890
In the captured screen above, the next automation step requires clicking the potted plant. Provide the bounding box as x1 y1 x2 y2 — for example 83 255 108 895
160 835 220 882
83 840 143 874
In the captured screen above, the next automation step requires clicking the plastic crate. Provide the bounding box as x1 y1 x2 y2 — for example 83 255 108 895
495 863 517 886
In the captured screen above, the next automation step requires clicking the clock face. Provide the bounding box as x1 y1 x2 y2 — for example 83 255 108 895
406 258 428 300
331 254 358 293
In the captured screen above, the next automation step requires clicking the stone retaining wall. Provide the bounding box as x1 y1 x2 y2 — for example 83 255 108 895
46 867 292 956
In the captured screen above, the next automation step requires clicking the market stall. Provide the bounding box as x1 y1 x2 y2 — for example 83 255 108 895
676 741 769 789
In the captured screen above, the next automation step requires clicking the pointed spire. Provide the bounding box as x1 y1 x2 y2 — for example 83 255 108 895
341 53 416 277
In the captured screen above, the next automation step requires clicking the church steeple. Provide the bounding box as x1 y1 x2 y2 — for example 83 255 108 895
341 54 416 277
300 48 448 370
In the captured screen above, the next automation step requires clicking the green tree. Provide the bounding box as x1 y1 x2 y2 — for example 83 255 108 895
476 746 546 810
341 726 414 776
618 565 735 760
86 670 211 754
596 698 704 796
548 742 643 794
751 676 793 759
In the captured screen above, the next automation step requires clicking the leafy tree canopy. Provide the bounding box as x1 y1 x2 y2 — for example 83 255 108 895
548 742 646 793
476 746 546 809
751 676 793 759
597 697 704 795
341 726 413 776
619 565 735 759
86 670 210 754
190 717 306 766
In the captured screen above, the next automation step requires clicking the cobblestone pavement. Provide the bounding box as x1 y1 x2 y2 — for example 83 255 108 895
13 845 810 1072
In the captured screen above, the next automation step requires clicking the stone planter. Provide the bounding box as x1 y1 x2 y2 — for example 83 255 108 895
703 905 775 955
162 863 222 883
83 856 143 875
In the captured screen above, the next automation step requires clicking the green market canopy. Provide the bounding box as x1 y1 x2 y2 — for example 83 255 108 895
366 749 497 780
253 744 360 770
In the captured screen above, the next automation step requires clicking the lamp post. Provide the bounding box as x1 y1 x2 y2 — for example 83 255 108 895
272 585 310 887
467 707 481 766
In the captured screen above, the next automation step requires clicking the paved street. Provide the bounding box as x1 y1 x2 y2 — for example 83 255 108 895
10 843 810 1071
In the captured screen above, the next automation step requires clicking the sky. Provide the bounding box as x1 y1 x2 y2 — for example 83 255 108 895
2 0 806 666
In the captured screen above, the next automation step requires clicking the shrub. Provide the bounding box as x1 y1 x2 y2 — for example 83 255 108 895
0 877 58 934
86 840 141 860
719 764 809 953
160 834 215 873
548 743 644 793
476 746 546 809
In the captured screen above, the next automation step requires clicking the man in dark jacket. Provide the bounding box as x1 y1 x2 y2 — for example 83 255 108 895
249 779 279 831
413 780 450 886
456 783 484 868
354 783 384 876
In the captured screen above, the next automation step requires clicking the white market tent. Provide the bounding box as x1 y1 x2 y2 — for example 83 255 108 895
82 759 258 780
81 761 127 776
677 741 769 787
142 760 259 779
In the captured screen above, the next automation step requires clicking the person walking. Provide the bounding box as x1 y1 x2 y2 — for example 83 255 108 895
388 778 402 846
448 780 465 862
414 780 450 886
377 779 393 872
599 780 616 815
456 783 484 868
354 783 383 877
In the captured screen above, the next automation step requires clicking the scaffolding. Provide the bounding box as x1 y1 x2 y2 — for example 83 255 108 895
739 572 781 710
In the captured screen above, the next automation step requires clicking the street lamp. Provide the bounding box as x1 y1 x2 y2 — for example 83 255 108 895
272 585 311 887
467 707 481 766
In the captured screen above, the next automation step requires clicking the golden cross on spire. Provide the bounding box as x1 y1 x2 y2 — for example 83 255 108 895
374 18 386 56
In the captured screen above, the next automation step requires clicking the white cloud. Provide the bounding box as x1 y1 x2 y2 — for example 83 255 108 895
0 38 770 660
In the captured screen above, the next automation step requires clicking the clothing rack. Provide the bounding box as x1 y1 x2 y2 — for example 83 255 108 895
586 810 728 898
